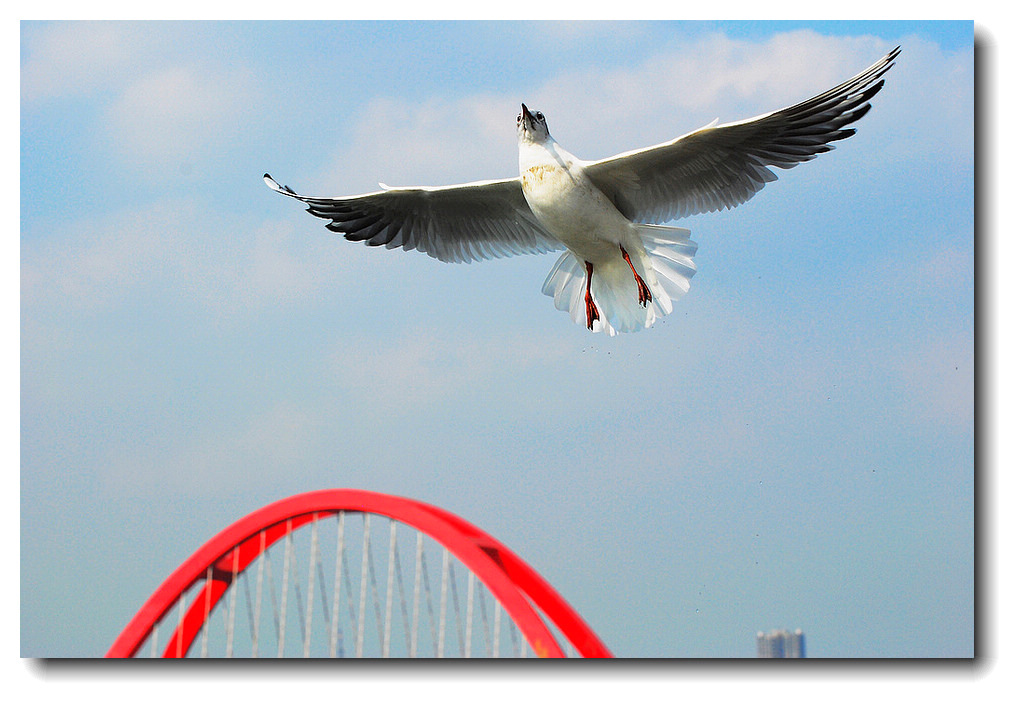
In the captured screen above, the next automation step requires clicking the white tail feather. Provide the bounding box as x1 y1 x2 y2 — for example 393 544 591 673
541 224 697 335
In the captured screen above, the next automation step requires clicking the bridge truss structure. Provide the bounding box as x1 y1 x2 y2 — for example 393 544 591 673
107 489 612 659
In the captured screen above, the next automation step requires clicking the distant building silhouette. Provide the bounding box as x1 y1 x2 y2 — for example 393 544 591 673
756 628 806 658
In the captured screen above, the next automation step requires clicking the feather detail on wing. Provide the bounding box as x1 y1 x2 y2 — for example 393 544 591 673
581 47 900 223
263 174 561 264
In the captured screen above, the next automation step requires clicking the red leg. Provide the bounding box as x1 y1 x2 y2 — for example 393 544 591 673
620 246 652 307
584 261 600 330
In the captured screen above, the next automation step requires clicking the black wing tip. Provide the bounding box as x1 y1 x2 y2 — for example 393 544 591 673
881 46 901 66
875 47 901 78
264 173 299 196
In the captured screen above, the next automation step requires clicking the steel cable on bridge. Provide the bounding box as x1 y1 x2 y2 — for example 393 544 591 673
107 489 612 659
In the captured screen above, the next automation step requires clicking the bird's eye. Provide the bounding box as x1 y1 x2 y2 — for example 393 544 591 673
516 115 522 124
536 112 544 121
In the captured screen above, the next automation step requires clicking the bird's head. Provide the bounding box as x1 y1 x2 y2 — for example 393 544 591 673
517 104 550 144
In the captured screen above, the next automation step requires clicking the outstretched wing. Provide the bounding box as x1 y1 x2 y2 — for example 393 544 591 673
582 47 900 223
264 174 561 264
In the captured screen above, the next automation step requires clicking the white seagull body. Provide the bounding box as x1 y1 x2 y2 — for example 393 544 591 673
265 47 899 335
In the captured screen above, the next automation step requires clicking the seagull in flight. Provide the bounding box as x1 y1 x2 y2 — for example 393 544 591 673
265 47 899 335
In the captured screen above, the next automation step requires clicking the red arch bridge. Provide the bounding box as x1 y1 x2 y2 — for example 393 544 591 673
107 489 612 658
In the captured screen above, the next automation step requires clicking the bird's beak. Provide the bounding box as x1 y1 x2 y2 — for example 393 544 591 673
521 103 532 127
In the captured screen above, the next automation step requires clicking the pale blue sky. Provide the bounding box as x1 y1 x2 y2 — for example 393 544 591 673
21 20 974 659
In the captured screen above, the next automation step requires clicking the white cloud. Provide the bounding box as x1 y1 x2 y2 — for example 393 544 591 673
21 197 355 327
913 243 974 293
893 331 974 430
21 22 149 104
317 93 519 194
103 64 258 173
22 22 262 178
180 215 362 323
872 37 973 160
527 20 648 46
21 198 191 312
103 401 321 495
327 327 576 413
893 244 974 431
